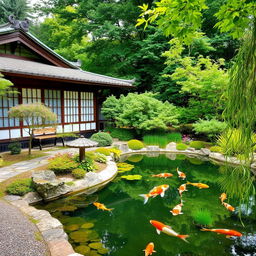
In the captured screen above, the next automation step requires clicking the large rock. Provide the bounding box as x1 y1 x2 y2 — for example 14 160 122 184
166 142 177 151
32 171 71 201
200 148 211 156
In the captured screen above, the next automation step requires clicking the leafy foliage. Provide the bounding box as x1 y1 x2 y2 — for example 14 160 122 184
209 146 222 153
72 168 86 179
105 127 135 141
94 148 111 156
121 175 142 180
176 143 188 150
127 140 144 150
189 141 205 150
0 73 15 97
9 103 57 155
6 178 34 196
91 132 112 147
48 153 78 173
192 209 213 226
102 93 179 131
117 162 134 173
8 141 21 155
193 119 227 140
94 153 107 164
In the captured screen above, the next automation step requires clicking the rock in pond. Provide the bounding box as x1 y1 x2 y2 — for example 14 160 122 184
32 170 71 201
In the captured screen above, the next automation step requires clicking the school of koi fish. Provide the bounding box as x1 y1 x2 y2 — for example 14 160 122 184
93 166 241 256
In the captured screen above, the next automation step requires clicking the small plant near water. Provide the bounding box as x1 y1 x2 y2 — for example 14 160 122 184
127 139 144 150
192 209 213 226
72 168 86 179
95 147 111 156
176 143 188 150
6 178 34 196
8 141 21 155
209 146 222 153
105 127 135 141
117 162 134 173
189 141 205 150
94 153 107 163
91 132 113 146
48 153 78 173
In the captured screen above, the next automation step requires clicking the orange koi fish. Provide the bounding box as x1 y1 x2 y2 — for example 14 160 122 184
178 184 187 197
177 168 186 180
93 202 114 211
150 220 189 243
219 193 227 203
143 242 156 256
222 202 235 212
186 182 209 189
201 228 242 238
139 184 169 204
170 200 184 216
151 173 173 178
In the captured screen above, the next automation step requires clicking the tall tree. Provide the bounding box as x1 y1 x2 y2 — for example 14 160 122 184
0 0 31 23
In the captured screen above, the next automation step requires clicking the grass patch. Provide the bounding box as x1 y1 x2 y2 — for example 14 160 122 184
0 151 46 168
34 231 43 241
29 216 39 224
65 181 75 186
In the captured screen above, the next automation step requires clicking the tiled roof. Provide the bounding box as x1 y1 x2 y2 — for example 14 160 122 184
0 57 134 87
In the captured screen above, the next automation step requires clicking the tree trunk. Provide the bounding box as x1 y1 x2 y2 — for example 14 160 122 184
29 134 32 155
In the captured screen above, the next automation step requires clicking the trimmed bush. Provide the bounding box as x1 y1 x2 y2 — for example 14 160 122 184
72 168 86 179
8 141 21 155
95 148 111 156
6 178 34 196
209 146 222 153
91 132 112 147
127 140 144 150
94 153 107 163
108 127 135 141
176 143 188 150
77 158 95 172
48 153 78 173
167 132 182 142
189 141 205 150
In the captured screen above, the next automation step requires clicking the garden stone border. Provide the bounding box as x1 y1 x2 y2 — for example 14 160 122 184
3 156 118 256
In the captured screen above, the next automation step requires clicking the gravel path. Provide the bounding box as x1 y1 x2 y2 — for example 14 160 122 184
0 200 49 256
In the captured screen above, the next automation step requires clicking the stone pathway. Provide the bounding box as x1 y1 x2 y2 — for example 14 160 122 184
0 200 49 256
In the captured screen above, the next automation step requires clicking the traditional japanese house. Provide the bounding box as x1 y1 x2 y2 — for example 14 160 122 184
0 18 133 149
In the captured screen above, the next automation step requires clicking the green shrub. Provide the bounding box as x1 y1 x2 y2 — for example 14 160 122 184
192 209 213 226
6 178 34 196
8 141 21 155
209 146 222 153
177 124 194 134
95 148 111 156
189 141 205 149
218 129 256 156
48 153 78 173
94 153 107 163
176 143 188 150
77 158 95 171
107 127 135 141
167 132 182 142
193 119 227 140
127 140 144 150
91 132 112 147
72 168 86 179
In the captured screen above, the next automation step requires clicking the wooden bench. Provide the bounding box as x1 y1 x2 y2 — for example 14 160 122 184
32 127 64 150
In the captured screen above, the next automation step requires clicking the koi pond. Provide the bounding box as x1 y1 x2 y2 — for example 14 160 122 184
36 154 256 256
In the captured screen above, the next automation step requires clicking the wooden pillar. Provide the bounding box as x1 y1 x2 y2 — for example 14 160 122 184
79 147 85 161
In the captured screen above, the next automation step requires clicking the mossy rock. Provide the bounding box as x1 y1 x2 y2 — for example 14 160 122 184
97 248 109 254
97 247 109 254
65 224 80 232
57 205 77 212
70 230 91 243
88 242 103 250
81 222 94 229
75 245 91 254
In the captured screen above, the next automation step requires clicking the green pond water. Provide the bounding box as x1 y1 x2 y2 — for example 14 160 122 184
36 154 256 256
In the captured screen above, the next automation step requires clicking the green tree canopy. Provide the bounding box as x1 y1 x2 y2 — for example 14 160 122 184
102 92 179 131
0 73 14 96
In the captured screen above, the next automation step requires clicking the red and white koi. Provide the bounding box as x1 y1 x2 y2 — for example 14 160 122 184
201 228 242 238
151 173 173 178
178 184 187 197
139 184 169 204
177 168 186 180
143 242 156 256
150 220 189 243
170 200 184 216
222 202 235 212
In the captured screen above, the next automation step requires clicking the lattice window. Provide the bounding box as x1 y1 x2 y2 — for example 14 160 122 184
81 92 94 122
44 89 61 123
22 88 41 104
0 91 19 128
64 91 79 123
